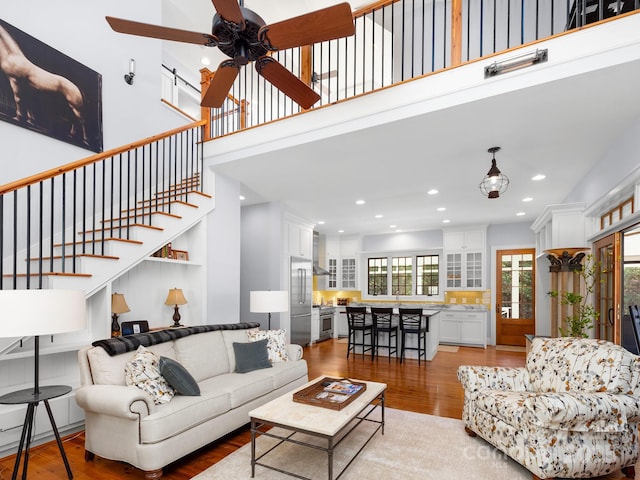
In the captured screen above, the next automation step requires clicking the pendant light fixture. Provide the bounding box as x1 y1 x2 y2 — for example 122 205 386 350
479 146 509 199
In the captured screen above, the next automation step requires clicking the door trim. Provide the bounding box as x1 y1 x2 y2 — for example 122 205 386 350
489 243 536 346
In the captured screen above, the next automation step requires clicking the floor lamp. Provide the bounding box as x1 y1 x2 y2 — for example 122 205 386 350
0 289 86 480
250 291 288 329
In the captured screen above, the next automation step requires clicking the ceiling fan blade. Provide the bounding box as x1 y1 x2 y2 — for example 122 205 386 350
259 3 355 51
211 0 245 26
256 57 320 109
106 16 217 46
201 61 240 108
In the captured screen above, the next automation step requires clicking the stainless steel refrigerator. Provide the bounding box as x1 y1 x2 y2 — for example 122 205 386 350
290 256 312 346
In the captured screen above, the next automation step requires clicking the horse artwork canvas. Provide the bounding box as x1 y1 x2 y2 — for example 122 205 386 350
0 19 102 153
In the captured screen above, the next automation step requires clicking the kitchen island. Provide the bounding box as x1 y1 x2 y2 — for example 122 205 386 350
344 303 488 356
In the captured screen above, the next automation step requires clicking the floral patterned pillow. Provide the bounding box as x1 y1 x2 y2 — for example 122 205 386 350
246 329 290 363
125 345 175 404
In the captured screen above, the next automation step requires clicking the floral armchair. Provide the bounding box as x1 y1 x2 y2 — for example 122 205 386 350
457 337 640 479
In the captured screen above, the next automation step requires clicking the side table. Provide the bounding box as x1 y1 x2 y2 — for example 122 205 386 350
0 385 73 480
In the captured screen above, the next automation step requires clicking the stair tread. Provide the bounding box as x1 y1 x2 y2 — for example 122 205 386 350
54 237 143 247
2 272 92 278
101 211 181 224
79 224 164 235
31 254 120 261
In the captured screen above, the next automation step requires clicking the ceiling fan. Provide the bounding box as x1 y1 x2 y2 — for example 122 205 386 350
106 0 355 109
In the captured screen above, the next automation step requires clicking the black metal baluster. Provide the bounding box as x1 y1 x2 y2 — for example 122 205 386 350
25 186 31 289
38 182 43 285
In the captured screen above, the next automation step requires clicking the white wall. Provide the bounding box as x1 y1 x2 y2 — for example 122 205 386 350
207 172 241 324
1 1 188 185
240 202 286 328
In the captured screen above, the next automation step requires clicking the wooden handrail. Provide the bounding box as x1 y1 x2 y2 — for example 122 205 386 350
353 0 399 18
0 120 206 196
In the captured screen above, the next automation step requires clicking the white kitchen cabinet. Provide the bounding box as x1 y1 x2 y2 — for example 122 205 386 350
336 307 348 337
311 309 320 343
444 228 486 290
341 257 357 289
286 220 313 258
324 235 360 290
438 310 487 347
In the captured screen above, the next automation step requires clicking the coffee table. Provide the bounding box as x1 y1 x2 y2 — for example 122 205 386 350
249 376 386 479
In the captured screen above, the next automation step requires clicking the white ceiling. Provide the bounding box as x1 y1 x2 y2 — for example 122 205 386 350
160 1 640 237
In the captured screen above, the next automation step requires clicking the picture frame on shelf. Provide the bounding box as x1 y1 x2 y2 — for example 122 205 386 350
172 250 189 261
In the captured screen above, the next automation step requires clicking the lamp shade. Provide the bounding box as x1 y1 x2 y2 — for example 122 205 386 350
165 288 187 306
250 291 289 313
111 293 130 315
0 289 86 338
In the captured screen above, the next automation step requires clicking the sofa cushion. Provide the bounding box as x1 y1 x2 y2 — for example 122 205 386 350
221 329 254 372
261 359 309 389
247 329 290 363
88 342 176 386
125 346 175 404
139 389 231 444
159 357 200 396
174 331 230 382
473 389 536 426
527 337 637 394
233 339 272 373
205 371 274 408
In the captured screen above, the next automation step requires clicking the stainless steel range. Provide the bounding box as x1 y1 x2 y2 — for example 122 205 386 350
318 306 335 341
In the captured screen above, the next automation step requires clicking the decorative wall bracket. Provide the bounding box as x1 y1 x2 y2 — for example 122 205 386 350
545 248 589 272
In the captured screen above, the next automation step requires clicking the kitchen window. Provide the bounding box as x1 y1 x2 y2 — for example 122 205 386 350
417 254 439 295
366 251 442 299
368 257 388 295
392 256 412 295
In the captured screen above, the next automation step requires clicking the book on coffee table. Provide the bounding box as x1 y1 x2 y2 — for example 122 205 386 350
293 377 367 410
322 380 363 396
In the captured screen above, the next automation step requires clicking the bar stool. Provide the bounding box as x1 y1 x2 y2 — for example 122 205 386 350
399 308 429 365
371 307 398 362
346 306 374 359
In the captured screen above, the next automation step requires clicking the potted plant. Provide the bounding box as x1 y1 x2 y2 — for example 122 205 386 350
548 253 600 338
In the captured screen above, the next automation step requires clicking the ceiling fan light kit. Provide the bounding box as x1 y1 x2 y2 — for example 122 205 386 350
479 146 509 199
106 1 355 109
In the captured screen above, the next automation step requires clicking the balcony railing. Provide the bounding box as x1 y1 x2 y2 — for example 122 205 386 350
0 121 205 290
200 0 639 140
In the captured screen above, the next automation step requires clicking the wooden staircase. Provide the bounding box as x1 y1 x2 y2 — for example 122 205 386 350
8 175 214 297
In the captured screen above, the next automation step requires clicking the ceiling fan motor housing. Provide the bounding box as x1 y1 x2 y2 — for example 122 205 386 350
212 7 268 62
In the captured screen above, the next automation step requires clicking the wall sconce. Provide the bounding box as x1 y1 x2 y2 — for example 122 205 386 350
479 146 509 199
484 48 547 78
124 58 135 85
250 291 289 329
165 288 187 328
111 292 130 337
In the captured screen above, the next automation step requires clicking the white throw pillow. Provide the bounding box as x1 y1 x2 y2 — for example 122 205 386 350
125 345 175 404
247 329 290 363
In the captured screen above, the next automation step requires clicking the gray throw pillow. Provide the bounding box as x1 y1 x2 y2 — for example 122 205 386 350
233 339 272 373
158 356 200 396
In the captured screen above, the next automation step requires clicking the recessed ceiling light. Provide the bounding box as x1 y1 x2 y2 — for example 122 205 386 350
201 56 211 66
317 220 325 225
375 214 384 218
395 229 402 233
427 189 438 195
532 174 546 181
522 197 533 202
437 207 446 212
338 229 344 233
239 195 245 200
389 225 397 228
442 219 451 224
516 212 526 216
356 200 365 205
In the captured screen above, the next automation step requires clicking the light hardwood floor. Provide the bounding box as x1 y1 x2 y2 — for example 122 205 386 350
0 340 528 479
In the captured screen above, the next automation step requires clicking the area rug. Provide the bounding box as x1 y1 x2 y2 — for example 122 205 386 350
191 408 530 480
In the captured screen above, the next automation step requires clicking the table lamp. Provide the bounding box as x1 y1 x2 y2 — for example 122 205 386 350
250 291 288 329
0 289 86 480
165 288 187 328
111 292 130 338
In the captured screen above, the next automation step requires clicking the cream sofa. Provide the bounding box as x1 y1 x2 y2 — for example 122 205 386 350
76 323 308 479
458 337 640 479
